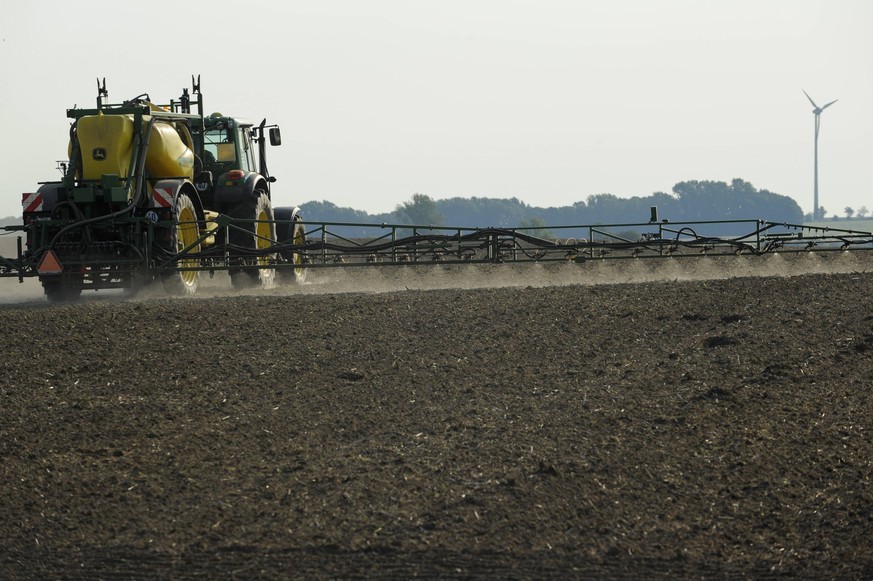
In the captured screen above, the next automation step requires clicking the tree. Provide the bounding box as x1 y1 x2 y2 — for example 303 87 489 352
300 200 372 223
395 193 444 226
584 193 625 223
518 217 555 239
670 179 804 224
857 206 869 218
844 207 855 220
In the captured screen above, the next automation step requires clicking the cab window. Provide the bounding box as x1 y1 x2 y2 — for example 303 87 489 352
238 127 255 172
203 128 234 164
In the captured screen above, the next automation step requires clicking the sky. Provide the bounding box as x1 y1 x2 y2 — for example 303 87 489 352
1 0 871 221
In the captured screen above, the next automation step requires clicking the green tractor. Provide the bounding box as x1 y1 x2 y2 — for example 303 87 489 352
21 77 306 301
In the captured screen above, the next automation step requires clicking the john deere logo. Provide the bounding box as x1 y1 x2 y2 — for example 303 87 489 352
92 148 107 161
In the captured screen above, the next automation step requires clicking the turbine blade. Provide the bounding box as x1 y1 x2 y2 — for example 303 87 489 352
802 89 819 109
821 99 839 110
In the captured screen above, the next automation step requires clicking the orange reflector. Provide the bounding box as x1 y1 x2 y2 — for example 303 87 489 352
37 250 63 275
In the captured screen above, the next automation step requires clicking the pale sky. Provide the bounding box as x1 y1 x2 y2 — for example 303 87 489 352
2 0 871 220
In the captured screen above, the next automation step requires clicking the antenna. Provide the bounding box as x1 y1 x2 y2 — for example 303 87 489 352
96 77 108 107
803 89 838 221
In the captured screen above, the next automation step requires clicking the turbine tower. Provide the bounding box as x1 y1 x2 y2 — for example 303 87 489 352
803 90 838 221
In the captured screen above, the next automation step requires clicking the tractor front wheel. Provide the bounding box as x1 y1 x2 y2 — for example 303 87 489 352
275 208 307 285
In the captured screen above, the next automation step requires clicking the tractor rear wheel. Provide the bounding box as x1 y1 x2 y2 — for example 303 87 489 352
229 192 276 289
162 193 201 295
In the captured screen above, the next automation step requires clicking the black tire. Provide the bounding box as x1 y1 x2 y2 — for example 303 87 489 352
162 193 200 295
275 207 307 284
228 191 276 289
122 272 148 298
42 278 82 303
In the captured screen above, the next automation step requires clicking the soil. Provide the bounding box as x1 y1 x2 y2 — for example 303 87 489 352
1 256 872 579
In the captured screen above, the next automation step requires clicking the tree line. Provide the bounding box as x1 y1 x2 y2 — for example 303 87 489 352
300 178 805 237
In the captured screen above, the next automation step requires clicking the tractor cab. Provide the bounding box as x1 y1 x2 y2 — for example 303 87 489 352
200 114 254 171
191 113 281 205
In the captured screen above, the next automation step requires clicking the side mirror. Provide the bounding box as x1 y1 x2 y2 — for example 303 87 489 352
269 127 282 146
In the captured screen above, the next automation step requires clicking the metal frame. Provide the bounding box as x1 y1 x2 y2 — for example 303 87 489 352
283 218 873 267
3 217 871 284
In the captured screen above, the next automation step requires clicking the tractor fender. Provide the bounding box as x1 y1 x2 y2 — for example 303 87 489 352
273 206 304 244
211 172 270 216
31 182 65 215
151 179 204 220
273 206 303 221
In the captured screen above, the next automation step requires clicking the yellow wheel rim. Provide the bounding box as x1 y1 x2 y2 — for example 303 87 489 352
177 204 199 287
293 223 305 277
256 209 272 268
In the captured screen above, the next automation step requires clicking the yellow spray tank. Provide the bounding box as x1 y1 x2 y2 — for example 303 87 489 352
73 112 135 180
144 115 195 179
73 105 195 184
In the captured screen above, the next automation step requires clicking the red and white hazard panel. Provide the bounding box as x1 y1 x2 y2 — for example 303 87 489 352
152 187 174 208
22 192 43 212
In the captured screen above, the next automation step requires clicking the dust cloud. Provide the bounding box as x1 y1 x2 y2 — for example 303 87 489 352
280 252 872 296
5 251 868 306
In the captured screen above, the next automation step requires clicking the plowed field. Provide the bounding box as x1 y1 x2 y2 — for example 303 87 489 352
1 255 872 578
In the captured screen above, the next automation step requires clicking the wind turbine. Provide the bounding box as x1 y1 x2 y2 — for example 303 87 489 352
803 90 838 220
